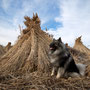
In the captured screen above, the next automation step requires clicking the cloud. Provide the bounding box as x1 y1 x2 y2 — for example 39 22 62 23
0 26 19 46
0 0 59 28
0 15 20 46
13 0 59 26
1 0 12 11
48 0 90 47
0 0 90 48
0 0 59 45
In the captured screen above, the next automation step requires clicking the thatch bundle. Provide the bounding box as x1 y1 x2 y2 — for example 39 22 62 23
0 13 52 75
4 42 12 52
73 36 90 55
0 45 5 57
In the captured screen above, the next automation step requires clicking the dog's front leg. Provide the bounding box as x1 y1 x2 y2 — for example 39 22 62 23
56 67 65 79
51 67 57 76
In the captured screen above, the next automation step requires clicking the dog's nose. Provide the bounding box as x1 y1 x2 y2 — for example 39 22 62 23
49 42 54 47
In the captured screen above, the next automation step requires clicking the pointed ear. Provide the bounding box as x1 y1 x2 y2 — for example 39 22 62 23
58 37 62 42
53 38 55 41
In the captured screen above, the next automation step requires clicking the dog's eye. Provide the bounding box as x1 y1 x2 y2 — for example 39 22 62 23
55 44 58 46
57 43 60 46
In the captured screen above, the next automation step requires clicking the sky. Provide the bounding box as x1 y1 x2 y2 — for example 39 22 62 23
0 0 90 48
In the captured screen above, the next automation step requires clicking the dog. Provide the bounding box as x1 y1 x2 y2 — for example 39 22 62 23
49 38 86 79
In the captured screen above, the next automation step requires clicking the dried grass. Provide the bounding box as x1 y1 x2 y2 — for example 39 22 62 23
0 14 52 74
0 73 90 90
0 45 5 57
4 42 12 52
73 36 90 55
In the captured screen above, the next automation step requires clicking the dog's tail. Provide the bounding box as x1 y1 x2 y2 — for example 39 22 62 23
76 63 86 76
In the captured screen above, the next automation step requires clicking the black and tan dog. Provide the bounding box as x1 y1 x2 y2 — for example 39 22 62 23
49 38 86 79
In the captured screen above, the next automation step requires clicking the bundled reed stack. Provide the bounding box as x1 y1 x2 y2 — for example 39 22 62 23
0 45 5 57
5 42 12 52
0 13 52 75
73 36 90 55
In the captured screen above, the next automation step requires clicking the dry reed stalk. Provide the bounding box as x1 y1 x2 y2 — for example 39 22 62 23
4 42 12 52
0 13 52 75
0 45 5 57
73 36 90 55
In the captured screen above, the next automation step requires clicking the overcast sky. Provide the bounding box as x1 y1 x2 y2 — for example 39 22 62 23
0 0 90 48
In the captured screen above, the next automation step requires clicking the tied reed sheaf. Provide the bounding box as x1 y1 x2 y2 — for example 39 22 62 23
0 45 5 57
0 42 12 58
4 42 12 52
0 14 90 90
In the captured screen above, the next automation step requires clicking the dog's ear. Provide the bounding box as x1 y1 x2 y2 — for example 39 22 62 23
58 37 62 42
53 38 55 41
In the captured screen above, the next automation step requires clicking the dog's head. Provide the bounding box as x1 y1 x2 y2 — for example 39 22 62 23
49 37 65 52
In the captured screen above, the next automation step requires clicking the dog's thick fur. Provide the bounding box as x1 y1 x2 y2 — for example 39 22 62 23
49 38 86 78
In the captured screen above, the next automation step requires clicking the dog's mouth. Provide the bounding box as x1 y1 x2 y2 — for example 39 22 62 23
50 47 56 50
49 42 57 50
50 47 54 50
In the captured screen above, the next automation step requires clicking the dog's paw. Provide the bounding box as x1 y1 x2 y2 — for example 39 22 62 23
51 73 54 76
56 74 61 79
